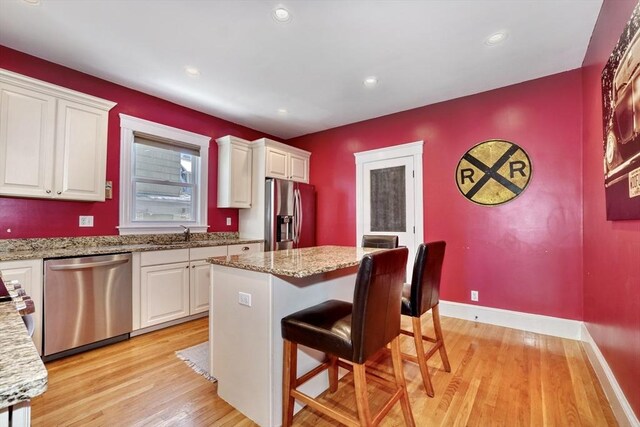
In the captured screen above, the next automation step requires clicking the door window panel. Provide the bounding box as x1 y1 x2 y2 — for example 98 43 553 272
370 165 406 232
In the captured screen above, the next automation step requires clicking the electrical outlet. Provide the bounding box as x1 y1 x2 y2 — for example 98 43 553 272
226 217 232 226
79 216 94 227
471 290 479 301
238 292 252 307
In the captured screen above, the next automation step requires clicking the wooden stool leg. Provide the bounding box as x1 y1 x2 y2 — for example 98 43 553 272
390 336 416 427
282 339 297 427
412 316 434 397
328 355 338 393
432 305 451 372
353 363 372 426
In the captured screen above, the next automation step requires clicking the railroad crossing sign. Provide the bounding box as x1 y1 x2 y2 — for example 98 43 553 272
455 139 532 206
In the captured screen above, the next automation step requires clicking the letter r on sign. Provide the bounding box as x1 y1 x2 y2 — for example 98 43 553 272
460 168 475 184
509 161 527 178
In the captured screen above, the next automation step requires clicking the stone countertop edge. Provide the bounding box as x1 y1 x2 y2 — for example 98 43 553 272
0 303 47 408
208 245 381 278
0 237 264 262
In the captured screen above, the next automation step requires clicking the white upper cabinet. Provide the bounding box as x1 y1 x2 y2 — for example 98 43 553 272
257 138 310 183
288 151 309 183
0 69 116 201
216 135 252 208
265 146 289 180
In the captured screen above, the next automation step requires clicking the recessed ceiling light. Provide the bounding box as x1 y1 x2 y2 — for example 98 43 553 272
277 108 288 115
363 76 378 87
485 31 508 46
184 66 200 77
273 7 291 22
22 0 41 4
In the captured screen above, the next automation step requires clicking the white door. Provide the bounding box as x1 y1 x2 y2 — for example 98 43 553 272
140 262 190 328
190 260 211 314
54 99 108 201
0 82 56 198
356 142 424 280
0 259 43 355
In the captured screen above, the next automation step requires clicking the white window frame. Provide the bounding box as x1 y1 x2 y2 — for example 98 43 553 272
118 114 210 235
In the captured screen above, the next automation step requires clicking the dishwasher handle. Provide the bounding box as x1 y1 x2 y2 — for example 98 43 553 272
48 258 130 271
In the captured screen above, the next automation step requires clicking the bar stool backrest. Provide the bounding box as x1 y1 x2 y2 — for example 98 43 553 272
351 247 408 364
409 241 446 317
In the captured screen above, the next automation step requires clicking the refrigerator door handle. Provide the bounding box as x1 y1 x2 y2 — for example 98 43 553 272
297 188 303 246
293 188 297 246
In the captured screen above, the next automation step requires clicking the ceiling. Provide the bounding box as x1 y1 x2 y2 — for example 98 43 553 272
0 0 603 139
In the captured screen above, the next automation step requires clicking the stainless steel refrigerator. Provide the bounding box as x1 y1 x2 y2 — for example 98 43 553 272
265 178 316 251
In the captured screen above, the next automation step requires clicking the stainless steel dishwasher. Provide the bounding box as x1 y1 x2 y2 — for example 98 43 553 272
43 253 132 360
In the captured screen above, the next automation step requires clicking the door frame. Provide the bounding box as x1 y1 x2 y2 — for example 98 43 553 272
354 141 424 252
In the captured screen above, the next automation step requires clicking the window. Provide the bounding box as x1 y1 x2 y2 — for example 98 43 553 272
119 114 210 234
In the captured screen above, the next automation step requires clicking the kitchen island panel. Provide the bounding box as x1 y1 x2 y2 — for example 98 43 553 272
210 263 357 427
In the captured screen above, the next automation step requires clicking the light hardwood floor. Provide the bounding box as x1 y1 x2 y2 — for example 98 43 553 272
31 315 616 426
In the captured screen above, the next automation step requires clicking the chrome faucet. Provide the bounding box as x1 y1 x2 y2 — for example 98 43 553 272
180 225 191 242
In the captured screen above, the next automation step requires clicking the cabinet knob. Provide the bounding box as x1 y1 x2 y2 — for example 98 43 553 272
56 191 62 195
242 246 250 251
46 190 51 194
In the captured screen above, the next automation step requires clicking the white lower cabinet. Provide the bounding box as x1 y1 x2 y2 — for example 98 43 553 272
189 245 227 315
0 259 43 355
140 261 190 328
134 243 261 332
189 260 212 315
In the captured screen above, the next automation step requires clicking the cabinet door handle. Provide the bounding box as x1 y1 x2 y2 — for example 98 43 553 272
56 191 62 195
242 246 250 251
46 190 51 194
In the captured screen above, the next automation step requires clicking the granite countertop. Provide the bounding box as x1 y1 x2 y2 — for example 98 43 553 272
0 233 263 262
208 245 380 278
0 302 47 409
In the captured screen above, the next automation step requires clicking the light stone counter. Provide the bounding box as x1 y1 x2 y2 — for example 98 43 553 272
0 302 47 409
0 233 263 262
207 245 379 278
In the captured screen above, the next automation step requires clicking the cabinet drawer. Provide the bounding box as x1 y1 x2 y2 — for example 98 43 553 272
140 249 189 266
190 245 227 261
227 242 262 256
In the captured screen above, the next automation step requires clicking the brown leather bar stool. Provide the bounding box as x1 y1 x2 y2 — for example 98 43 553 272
400 241 451 397
281 248 415 427
361 234 399 248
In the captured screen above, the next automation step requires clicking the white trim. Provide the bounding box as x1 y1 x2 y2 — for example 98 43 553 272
581 324 640 427
130 312 208 337
118 114 210 235
354 140 424 249
354 140 423 161
439 300 582 340
117 225 209 235
251 137 311 157
0 68 116 110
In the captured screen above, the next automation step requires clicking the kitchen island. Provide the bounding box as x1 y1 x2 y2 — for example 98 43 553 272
208 246 378 427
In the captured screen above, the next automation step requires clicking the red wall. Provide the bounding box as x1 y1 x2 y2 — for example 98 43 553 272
0 46 269 239
581 0 640 418
289 70 584 320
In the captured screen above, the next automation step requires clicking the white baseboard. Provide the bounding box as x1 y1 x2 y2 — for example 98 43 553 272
130 312 207 337
581 324 640 427
439 300 582 339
